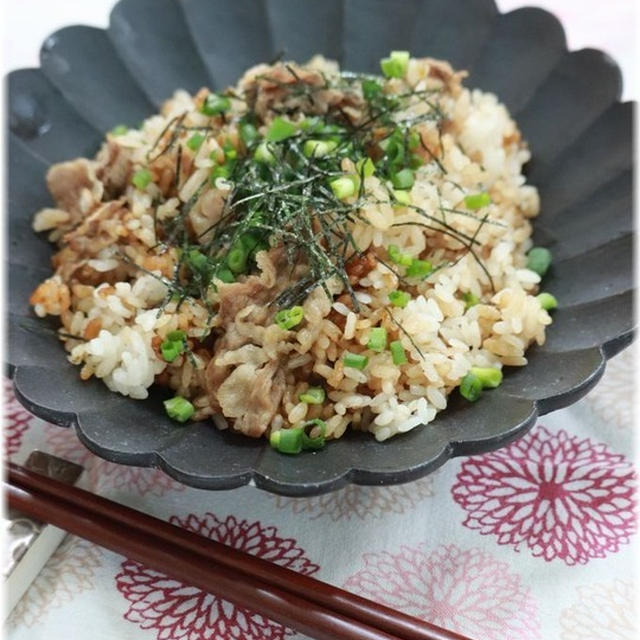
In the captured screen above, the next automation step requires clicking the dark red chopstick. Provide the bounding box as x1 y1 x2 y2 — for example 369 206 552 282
8 462 472 640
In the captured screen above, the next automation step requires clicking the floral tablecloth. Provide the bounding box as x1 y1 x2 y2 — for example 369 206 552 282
4 1 636 639
5 342 636 640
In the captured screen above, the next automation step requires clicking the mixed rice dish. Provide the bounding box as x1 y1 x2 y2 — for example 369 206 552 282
30 52 556 453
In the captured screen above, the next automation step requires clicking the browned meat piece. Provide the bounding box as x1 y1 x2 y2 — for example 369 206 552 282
62 199 126 255
216 360 285 437
95 140 132 198
46 159 104 226
240 62 365 126
346 249 377 284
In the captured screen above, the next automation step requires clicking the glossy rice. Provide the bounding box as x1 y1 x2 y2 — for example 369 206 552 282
30 55 551 442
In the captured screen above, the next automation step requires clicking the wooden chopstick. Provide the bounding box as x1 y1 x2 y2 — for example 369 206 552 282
8 462 472 640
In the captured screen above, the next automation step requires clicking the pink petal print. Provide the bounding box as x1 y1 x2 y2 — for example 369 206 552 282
585 346 634 429
44 423 185 496
116 513 319 640
344 543 540 640
560 580 637 640
273 477 435 521
4 380 32 458
452 425 637 565
7 536 103 628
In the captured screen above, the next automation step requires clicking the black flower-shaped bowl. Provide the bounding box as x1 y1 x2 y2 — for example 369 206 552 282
7 0 634 496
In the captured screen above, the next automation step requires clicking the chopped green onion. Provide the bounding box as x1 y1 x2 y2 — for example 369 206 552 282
409 153 424 169
167 330 186 342
526 247 552 276
201 93 231 115
388 244 413 267
380 50 410 78
388 290 411 308
470 366 503 389
270 427 303 454
164 396 195 422
210 163 233 183
299 387 326 404
356 157 376 178
186 249 208 274
161 340 183 363
462 291 479 309
266 117 297 142
226 244 248 274
367 327 387 352
406 259 433 279
464 192 491 210
240 122 260 145
460 373 482 402
131 168 152 190
275 306 304 330
301 419 326 450
392 189 412 206
537 292 558 311
186 133 205 151
362 78 383 100
408 131 421 149
254 141 276 165
330 177 356 200
390 340 408 365
214 266 235 283
222 141 237 160
391 168 415 190
110 124 128 136
343 352 369 370
303 139 337 158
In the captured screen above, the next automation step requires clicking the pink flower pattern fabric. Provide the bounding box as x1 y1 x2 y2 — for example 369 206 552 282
452 425 636 565
273 476 435 520
4 381 31 457
115 514 319 640
344 544 541 640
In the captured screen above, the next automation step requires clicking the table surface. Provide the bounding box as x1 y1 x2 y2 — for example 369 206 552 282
5 2 637 639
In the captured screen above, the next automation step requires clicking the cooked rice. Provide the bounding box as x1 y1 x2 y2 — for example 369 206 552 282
29 55 551 442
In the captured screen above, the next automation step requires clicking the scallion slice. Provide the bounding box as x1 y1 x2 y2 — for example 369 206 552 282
254 141 276 165
131 168 152 190
380 51 410 78
240 122 260 145
388 245 413 267
526 247 552 277
367 327 387 352
186 133 205 151
462 291 480 309
301 419 326 450
464 192 491 210
470 366 503 389
390 340 407 365
275 306 304 330
164 396 195 422
460 373 482 402
388 290 411 308
391 168 414 190
270 428 303 454
299 387 326 404
329 177 356 200
266 117 297 142
537 292 557 310
343 352 369 370
201 93 231 115
406 259 433 279
303 139 337 158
